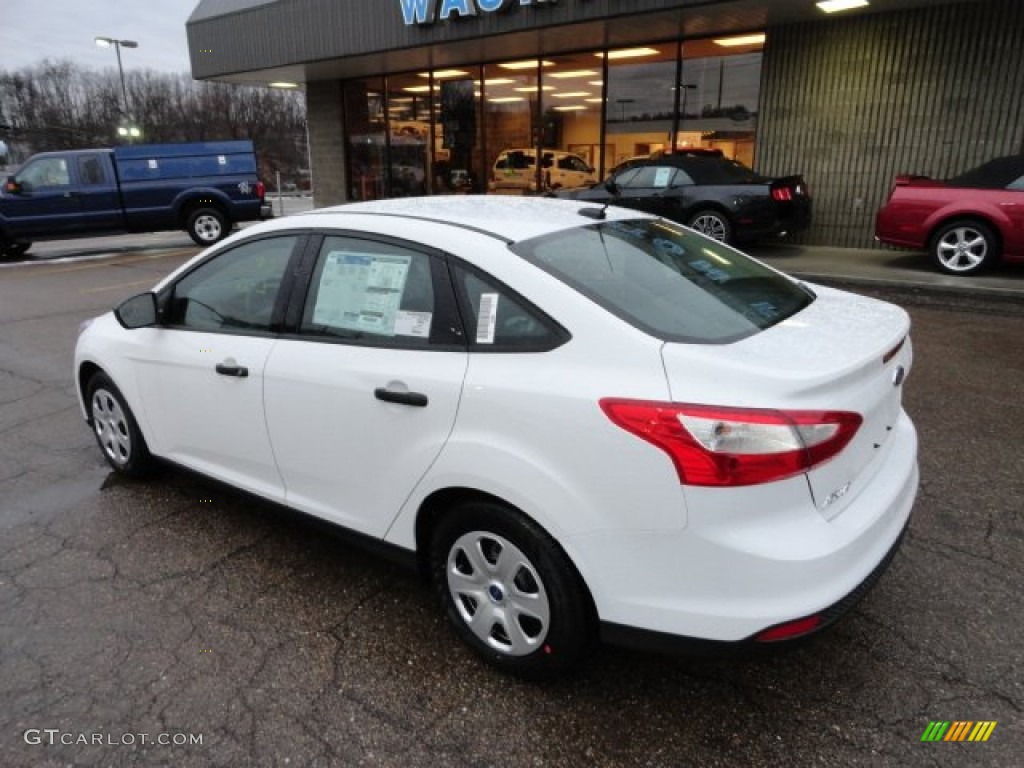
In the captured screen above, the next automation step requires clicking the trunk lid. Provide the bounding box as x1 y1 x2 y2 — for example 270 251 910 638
660 285 911 519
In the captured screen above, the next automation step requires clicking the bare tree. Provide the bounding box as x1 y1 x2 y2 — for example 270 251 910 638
0 60 307 186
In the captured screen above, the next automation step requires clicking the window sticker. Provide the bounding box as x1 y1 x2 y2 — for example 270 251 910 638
312 251 411 335
653 167 674 188
147 159 159 170
476 292 499 344
394 310 432 338
218 155 227 165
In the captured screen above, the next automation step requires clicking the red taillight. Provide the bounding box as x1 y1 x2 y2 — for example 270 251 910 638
255 180 266 200
771 186 793 202
599 400 862 487
755 615 823 642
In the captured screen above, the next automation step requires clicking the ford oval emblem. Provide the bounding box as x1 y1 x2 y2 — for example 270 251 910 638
892 365 906 387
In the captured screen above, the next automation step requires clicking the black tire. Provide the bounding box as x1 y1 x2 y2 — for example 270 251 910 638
687 209 734 244
86 372 154 478
1 240 31 260
430 500 594 679
186 207 229 246
928 219 999 276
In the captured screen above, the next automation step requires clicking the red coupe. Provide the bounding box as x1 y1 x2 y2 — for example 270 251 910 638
875 156 1024 275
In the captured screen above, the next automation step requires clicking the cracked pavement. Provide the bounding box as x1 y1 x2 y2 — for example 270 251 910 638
0 249 1021 766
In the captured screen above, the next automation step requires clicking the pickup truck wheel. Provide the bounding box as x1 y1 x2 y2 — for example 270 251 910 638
1 241 31 259
186 207 228 246
929 219 999 276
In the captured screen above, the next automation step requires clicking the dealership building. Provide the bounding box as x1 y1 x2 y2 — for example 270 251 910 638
186 0 1022 248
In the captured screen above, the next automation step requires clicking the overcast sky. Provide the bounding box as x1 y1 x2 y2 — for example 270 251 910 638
0 1 195 74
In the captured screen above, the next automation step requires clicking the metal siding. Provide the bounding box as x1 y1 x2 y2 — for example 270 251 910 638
756 0 1024 248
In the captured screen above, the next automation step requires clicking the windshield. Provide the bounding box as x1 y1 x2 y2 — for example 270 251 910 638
512 218 814 343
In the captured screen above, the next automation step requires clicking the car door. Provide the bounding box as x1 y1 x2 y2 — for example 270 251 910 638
3 155 83 235
74 153 124 231
612 165 688 219
262 233 468 537
129 234 304 500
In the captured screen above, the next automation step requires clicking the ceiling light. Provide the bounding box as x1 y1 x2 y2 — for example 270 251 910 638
548 70 599 79
488 96 525 103
589 81 604 86
420 69 469 79
269 82 298 88
483 78 516 85
499 60 554 70
595 48 661 60
552 91 590 98
713 33 766 47
514 85 554 92
403 85 437 93
584 98 603 103
553 105 586 112
817 0 869 12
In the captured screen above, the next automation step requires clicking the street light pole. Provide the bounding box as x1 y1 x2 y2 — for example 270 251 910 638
95 36 139 140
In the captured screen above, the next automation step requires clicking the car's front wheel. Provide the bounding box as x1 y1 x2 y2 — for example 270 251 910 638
929 219 999 275
431 500 593 679
687 209 734 243
86 372 153 477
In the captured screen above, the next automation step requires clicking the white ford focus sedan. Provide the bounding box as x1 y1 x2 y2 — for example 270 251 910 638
74 197 918 678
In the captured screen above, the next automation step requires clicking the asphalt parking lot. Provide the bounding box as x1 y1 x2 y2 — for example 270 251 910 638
0 232 1021 767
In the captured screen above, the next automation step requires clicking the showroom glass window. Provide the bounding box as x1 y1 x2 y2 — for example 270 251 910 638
679 36 764 168
603 44 681 173
541 53 605 181
345 77 387 201
168 237 299 332
483 61 539 194
386 72 432 197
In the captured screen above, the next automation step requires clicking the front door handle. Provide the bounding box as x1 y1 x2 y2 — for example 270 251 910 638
215 361 249 378
374 387 428 407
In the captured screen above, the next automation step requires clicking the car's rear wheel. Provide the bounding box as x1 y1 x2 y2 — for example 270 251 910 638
929 219 999 275
687 209 733 243
86 372 153 477
430 500 593 679
186 207 229 246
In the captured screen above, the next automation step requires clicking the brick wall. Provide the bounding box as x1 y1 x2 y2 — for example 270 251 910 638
305 81 347 207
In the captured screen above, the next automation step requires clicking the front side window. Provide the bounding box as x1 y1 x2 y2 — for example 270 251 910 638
168 236 298 332
513 219 814 344
301 236 442 347
17 157 71 189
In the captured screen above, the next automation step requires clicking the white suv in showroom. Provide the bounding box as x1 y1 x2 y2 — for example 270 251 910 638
490 148 597 192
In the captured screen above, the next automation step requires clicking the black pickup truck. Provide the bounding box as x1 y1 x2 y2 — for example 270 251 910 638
1 140 272 259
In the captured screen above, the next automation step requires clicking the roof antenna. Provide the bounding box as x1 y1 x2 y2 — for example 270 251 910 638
579 178 620 220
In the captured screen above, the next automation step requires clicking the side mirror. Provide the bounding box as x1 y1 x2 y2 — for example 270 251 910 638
114 292 158 329
4 176 23 194
604 179 621 199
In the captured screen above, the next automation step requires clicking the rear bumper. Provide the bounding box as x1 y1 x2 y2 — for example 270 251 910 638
600 506 911 655
571 411 919 647
259 203 274 219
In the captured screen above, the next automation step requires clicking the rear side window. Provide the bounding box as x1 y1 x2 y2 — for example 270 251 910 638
513 219 814 344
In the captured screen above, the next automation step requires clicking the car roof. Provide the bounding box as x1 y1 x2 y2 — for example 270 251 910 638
295 196 646 243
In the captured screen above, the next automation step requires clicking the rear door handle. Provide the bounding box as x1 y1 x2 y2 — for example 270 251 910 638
215 361 249 378
374 387 428 407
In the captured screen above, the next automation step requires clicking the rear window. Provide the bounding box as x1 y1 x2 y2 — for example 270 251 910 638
512 218 814 343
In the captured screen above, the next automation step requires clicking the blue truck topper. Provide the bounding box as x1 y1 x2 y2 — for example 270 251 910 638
113 141 258 183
